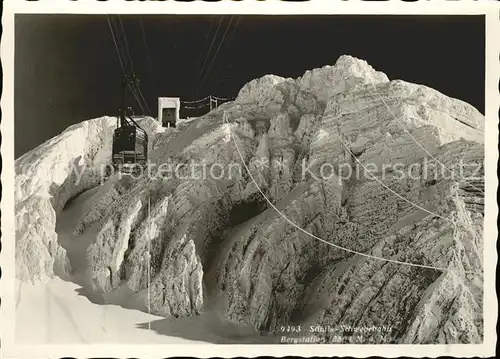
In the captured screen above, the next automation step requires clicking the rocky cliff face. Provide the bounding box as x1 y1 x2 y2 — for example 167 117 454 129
15 116 166 283
15 55 484 343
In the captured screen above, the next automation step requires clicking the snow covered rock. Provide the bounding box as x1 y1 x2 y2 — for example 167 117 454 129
297 54 389 104
15 116 164 283
15 55 484 343
236 74 289 107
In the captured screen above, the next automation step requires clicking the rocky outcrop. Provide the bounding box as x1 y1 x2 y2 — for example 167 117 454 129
15 55 484 343
15 116 165 283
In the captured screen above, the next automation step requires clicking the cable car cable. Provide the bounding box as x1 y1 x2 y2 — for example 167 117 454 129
118 16 135 76
226 16 241 44
133 78 153 116
108 15 149 173
110 17 131 70
195 16 235 97
107 15 144 114
139 16 158 112
197 17 224 89
108 16 147 116
205 15 215 47
117 15 153 116
197 15 215 82
107 16 127 77
140 17 153 77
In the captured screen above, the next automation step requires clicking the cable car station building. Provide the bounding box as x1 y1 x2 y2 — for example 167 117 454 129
158 97 180 128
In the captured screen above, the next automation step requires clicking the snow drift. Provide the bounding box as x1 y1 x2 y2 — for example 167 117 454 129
15 55 484 344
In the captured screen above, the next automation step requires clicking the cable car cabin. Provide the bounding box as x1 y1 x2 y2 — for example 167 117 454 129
112 126 148 173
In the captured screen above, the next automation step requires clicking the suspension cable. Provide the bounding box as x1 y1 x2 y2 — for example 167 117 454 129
107 16 127 77
116 15 153 116
107 15 145 115
117 16 135 75
195 16 235 97
139 16 158 111
197 17 224 87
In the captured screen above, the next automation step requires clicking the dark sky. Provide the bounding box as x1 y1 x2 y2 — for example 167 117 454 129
14 14 485 158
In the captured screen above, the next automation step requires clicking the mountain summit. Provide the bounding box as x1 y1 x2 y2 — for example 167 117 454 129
15 55 484 344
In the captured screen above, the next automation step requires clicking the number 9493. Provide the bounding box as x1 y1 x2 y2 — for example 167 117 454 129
280 325 302 333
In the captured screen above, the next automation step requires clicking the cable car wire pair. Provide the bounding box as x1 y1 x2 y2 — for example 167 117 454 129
194 16 240 98
107 15 150 174
106 14 237 174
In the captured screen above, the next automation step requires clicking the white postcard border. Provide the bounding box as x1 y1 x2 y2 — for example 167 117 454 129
1 1 498 358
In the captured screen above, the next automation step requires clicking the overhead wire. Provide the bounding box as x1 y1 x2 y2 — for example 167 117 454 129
112 16 148 115
181 95 235 112
117 16 135 75
197 17 224 86
111 14 235 117
212 95 235 101
211 16 240 98
226 16 241 44
134 80 153 116
108 16 145 114
184 104 211 110
140 16 154 78
117 15 153 116
204 16 216 47
139 16 158 115
219 16 241 74
106 16 127 76
198 16 215 71
182 96 212 104
195 16 235 97
107 15 146 115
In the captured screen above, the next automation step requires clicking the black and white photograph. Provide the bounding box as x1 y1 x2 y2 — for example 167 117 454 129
1 1 498 357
